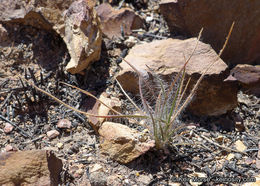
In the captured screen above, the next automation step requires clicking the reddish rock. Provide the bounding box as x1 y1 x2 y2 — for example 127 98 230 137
159 0 260 65
116 38 238 116
47 129 60 139
3 123 14 134
96 3 144 39
57 119 72 129
228 64 260 96
0 150 62 185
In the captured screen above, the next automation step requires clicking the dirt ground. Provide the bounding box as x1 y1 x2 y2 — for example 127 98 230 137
0 1 259 185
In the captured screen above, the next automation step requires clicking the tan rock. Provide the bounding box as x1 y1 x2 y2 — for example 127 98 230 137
235 140 247 152
96 3 144 39
0 150 62 186
159 0 260 65
116 38 238 116
47 129 60 139
98 122 155 164
64 0 102 74
0 0 102 74
87 93 121 131
228 64 260 96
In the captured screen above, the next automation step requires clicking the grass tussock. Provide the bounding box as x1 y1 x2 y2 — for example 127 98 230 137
22 23 234 150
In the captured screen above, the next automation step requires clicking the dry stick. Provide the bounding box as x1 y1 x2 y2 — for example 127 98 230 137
60 82 122 116
20 77 147 119
193 131 247 155
115 79 143 114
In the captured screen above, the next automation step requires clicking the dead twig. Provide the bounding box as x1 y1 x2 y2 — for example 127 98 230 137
193 131 247 155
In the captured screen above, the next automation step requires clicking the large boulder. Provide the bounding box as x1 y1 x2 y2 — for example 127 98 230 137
0 150 62 185
0 0 102 74
159 0 260 66
116 38 238 116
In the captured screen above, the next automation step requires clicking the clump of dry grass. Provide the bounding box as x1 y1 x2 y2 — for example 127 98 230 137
22 23 234 150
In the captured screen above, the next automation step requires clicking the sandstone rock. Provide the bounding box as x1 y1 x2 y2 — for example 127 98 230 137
87 93 121 132
0 150 62 185
96 3 144 39
57 118 71 129
98 122 155 164
116 38 238 116
159 0 260 65
64 0 102 74
227 64 260 96
0 0 102 74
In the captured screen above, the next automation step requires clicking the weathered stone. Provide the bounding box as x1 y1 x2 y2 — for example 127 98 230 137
64 0 102 74
96 3 144 39
0 150 62 185
47 129 60 139
0 0 102 74
228 64 260 96
159 0 260 65
87 93 122 132
3 123 14 134
98 122 155 164
57 118 71 129
116 38 238 116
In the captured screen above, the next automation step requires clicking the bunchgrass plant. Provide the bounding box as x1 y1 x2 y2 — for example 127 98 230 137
23 23 234 150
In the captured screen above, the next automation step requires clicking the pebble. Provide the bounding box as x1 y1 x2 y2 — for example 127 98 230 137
47 130 60 139
4 123 14 134
57 119 71 129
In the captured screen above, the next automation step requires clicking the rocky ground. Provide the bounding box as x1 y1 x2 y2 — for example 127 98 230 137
0 0 260 185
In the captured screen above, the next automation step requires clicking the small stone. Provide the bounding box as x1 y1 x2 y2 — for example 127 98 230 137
47 130 60 139
89 172 107 186
57 119 71 129
5 145 14 152
137 174 151 185
89 163 103 173
235 140 247 152
56 143 63 149
215 136 224 143
124 36 137 48
245 157 254 165
4 123 14 134
226 153 235 161
234 153 242 160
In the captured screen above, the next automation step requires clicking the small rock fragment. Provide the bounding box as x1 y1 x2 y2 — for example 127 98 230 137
57 119 71 129
235 140 247 152
3 123 14 134
89 172 107 186
89 163 103 173
226 153 235 161
56 143 63 149
96 3 144 39
47 130 60 139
